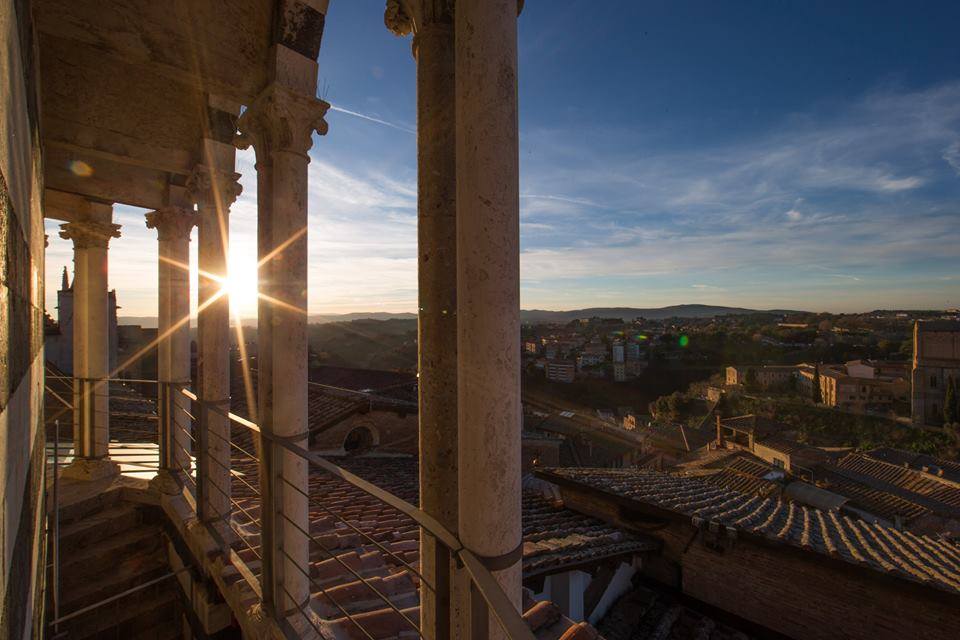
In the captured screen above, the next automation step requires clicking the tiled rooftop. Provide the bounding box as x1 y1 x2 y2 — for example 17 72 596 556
540 467 960 597
224 454 655 638
814 466 931 524
701 468 780 497
866 448 960 484
675 451 781 497
834 453 960 516
230 373 367 441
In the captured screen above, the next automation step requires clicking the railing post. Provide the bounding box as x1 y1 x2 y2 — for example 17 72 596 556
150 382 181 495
258 431 279 617
432 539 452 640
158 382 170 471
72 377 87 458
196 398 209 522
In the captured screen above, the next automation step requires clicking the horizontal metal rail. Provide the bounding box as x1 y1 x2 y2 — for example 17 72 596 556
44 375 533 639
49 566 190 626
174 384 536 640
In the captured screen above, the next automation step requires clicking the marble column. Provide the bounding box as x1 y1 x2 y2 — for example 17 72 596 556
385 2 458 637
59 217 121 481
455 0 523 636
146 207 198 491
236 84 329 614
188 163 241 522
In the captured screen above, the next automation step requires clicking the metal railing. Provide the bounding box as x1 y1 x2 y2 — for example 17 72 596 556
174 385 534 640
42 372 190 639
42 373 534 639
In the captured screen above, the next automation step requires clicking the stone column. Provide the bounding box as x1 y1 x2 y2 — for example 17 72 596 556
385 2 458 637
146 207 198 490
59 217 121 481
455 0 522 636
188 163 241 522
236 84 329 615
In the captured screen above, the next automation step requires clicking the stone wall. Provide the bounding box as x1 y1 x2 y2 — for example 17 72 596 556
313 409 419 456
558 486 960 640
0 0 47 637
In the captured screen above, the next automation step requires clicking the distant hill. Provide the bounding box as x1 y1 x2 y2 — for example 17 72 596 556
118 312 417 328
118 316 159 328
121 305 798 329
308 312 417 323
519 304 795 323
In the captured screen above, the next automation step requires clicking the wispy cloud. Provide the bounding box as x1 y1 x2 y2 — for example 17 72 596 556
944 140 960 176
514 80 960 310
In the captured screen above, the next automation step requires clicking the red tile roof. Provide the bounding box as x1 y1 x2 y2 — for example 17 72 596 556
223 454 649 639
834 453 960 517
539 467 960 597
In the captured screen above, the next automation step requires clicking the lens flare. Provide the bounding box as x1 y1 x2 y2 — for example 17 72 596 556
68 160 93 177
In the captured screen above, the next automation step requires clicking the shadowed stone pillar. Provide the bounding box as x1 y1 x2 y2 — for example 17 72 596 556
237 84 329 615
146 207 197 492
455 0 522 636
59 215 121 481
386 2 458 637
188 161 241 522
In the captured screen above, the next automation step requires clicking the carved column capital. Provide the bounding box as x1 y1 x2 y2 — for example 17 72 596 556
385 0 520 37
59 220 121 249
234 84 330 159
385 0 453 36
145 206 198 241
187 164 243 209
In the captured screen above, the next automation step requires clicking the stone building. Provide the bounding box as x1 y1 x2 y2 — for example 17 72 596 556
44 267 119 375
796 361 910 411
725 364 795 389
911 320 960 425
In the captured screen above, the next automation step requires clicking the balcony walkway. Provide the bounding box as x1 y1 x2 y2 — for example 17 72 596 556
45 377 657 639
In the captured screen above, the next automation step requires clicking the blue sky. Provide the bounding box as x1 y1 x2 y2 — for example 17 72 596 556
45 1 960 316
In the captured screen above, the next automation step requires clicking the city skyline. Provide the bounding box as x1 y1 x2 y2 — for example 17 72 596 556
44 1 960 317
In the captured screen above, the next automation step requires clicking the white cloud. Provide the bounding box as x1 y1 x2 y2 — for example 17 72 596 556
944 140 960 176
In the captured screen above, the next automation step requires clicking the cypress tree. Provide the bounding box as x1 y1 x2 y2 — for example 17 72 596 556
812 364 822 404
945 376 958 425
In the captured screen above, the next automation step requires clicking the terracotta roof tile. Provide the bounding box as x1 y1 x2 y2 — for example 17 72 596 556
833 453 960 517
540 467 960 597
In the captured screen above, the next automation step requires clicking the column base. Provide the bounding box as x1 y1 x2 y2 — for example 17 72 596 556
149 469 183 496
60 457 120 482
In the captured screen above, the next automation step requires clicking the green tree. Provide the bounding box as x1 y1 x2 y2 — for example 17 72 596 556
812 364 822 404
744 368 758 389
945 377 958 425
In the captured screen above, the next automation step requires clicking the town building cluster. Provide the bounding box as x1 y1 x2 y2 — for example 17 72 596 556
524 318 659 384
724 319 960 426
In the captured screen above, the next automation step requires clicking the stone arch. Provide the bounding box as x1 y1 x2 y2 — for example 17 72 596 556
343 422 379 454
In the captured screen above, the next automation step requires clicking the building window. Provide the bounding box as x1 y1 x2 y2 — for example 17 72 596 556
931 375 937 389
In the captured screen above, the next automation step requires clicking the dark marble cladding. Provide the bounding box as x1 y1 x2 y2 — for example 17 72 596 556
0 171 41 410
274 0 325 60
0 414 45 639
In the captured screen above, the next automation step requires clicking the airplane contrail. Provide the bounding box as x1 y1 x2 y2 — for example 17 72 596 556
328 104 416 135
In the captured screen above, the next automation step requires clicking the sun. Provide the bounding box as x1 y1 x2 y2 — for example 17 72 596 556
225 249 259 318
